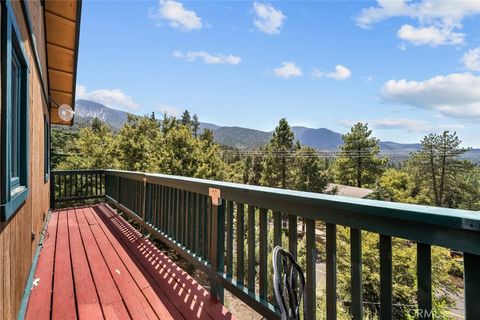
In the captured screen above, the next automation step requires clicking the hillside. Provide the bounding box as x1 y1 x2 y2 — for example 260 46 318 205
72 99 480 162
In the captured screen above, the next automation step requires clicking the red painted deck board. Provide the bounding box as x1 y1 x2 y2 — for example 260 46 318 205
52 212 76 320
67 209 103 320
25 204 235 320
25 212 59 320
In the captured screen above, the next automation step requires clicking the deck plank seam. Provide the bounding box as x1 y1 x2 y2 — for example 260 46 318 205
83 207 156 319
93 206 189 320
97 205 230 319
71 208 105 319
76 208 130 318
87 207 162 319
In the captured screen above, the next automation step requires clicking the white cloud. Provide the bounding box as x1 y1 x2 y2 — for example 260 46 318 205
150 0 202 31
381 73 480 119
462 47 480 71
312 65 351 81
156 104 180 117
356 0 480 46
253 2 285 34
273 62 302 78
397 24 464 46
370 118 428 132
340 117 464 133
172 50 241 65
76 85 140 111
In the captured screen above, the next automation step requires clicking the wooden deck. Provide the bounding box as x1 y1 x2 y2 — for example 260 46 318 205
25 204 235 320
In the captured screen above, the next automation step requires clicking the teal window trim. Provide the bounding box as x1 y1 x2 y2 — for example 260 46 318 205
1 1 30 221
44 116 50 182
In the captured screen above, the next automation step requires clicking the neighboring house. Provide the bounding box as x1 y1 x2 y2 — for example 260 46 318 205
0 1 81 318
326 183 373 199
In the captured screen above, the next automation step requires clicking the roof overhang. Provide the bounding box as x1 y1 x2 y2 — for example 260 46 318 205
45 0 82 125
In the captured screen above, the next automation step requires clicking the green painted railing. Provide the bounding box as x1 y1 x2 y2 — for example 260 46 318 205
54 169 480 319
51 170 105 209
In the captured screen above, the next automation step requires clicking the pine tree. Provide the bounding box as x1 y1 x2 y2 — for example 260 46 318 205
61 117 118 170
332 122 386 188
261 118 295 189
192 114 200 138
292 146 329 193
181 110 192 126
199 129 214 146
409 131 471 207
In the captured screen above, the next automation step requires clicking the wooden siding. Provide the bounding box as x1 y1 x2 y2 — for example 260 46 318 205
0 1 50 319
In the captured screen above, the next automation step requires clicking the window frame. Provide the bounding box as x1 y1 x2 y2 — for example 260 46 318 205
1 1 30 221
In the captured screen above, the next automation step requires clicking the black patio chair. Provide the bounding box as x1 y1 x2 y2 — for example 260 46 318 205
272 246 306 320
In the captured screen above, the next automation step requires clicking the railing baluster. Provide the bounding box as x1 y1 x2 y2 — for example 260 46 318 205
178 190 183 244
273 211 282 248
198 193 204 258
288 214 297 259
417 243 432 319
380 234 392 320
247 205 256 292
204 195 210 261
226 200 234 278
159 185 164 230
351 228 363 320
69 173 72 198
145 183 152 224
236 203 245 285
174 188 179 239
193 193 199 255
326 223 337 320
305 218 316 320
259 208 268 300
187 191 192 249
167 187 172 236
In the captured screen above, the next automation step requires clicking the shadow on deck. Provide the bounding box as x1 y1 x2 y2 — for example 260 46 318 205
25 204 235 320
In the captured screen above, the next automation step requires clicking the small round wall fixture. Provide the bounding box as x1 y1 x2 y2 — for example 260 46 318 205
58 104 74 122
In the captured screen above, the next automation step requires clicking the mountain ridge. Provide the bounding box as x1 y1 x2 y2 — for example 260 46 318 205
72 99 479 162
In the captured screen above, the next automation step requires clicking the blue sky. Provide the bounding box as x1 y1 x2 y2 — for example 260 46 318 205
76 0 480 147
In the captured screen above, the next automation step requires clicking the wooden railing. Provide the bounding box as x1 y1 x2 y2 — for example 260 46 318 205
51 170 105 209
53 169 480 319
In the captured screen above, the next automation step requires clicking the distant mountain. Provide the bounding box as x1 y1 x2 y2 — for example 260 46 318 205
75 99 130 130
213 126 272 149
73 99 480 162
291 127 343 150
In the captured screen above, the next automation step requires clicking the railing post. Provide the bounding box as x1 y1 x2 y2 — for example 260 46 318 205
464 252 480 319
209 188 225 303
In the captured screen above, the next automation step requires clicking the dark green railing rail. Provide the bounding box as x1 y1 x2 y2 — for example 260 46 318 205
55 169 480 319
51 170 105 209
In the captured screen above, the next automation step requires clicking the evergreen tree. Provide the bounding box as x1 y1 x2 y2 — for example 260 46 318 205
409 131 471 207
181 110 192 126
292 146 329 193
61 117 118 169
242 152 264 185
192 114 200 138
261 118 295 189
332 122 386 188
243 156 252 184
161 113 178 134
117 114 162 172
199 129 214 146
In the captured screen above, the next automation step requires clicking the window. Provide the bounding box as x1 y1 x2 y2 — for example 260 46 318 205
44 116 49 182
1 2 30 221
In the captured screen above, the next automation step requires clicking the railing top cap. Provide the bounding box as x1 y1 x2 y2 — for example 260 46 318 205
54 169 480 232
